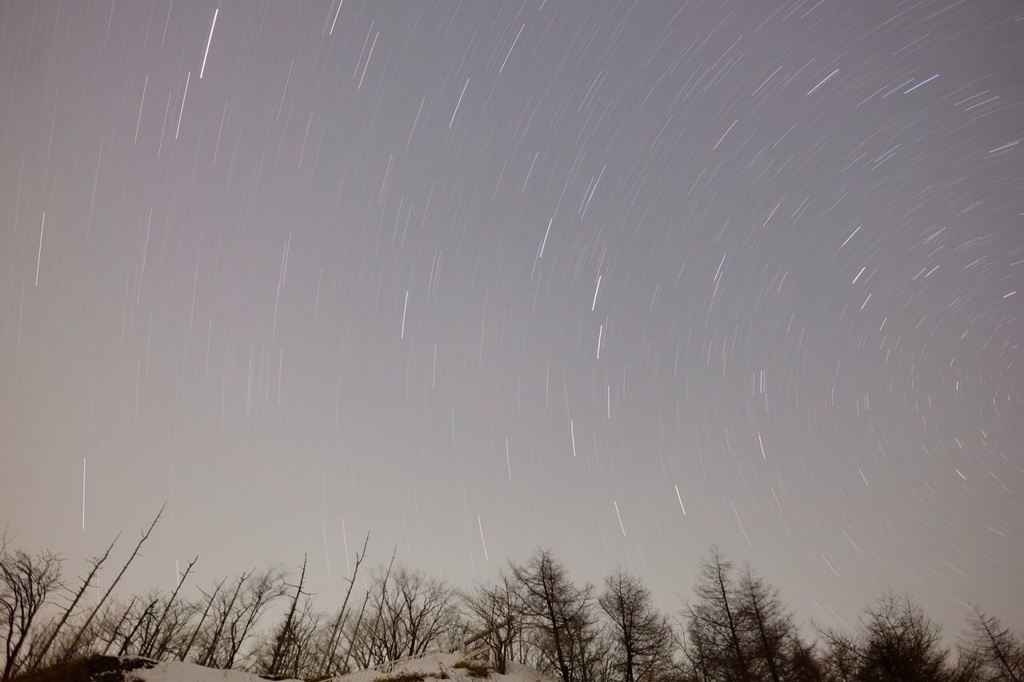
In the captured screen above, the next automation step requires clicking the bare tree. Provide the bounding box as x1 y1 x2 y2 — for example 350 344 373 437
786 638 826 682
93 584 197 659
26 534 117 670
737 567 786 682
341 563 378 672
117 595 160 656
818 591 952 682
682 548 753 682
213 566 286 669
345 550 397 669
263 555 311 678
198 571 250 668
858 591 951 682
295 598 325 678
143 556 197 659
0 548 62 679
318 532 369 678
258 593 321 675
513 549 597 682
962 607 1023 682
98 596 138 656
816 625 859 682
179 576 226 662
61 504 163 662
599 569 674 682
679 612 712 682
141 552 198 659
681 548 821 682
393 564 461 656
147 592 196 661
354 562 461 665
464 571 525 674
735 565 819 682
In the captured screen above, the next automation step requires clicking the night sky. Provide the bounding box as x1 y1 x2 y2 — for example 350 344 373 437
2 0 1022 638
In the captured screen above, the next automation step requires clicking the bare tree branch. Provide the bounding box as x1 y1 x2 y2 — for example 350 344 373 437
62 504 164 661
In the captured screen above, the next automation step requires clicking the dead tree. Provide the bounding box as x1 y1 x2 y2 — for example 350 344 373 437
179 576 226 662
199 571 249 668
345 548 396 669
341 571 376 672
62 504 164 661
146 556 197 659
118 597 159 656
100 597 139 655
265 555 310 677
0 548 62 679
27 534 117 669
221 567 286 668
319 532 369 678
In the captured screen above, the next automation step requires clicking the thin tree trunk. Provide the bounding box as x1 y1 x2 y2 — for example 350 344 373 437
64 505 164 660
101 596 138 655
142 556 197 659
179 577 225 662
746 581 782 682
119 599 158 656
345 548 395 670
143 556 197 659
975 608 1022 682
320 533 368 677
342 576 375 672
269 555 307 676
201 571 247 668
29 534 118 668
713 561 750 682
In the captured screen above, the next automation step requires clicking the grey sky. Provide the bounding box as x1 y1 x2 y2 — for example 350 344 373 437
1 0 1022 637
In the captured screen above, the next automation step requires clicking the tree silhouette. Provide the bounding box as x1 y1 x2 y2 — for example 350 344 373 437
465 571 524 674
962 606 1023 682
513 549 598 682
819 591 952 682
0 546 62 680
599 569 673 682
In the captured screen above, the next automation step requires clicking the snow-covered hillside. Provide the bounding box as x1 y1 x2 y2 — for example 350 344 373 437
130 658 299 682
114 652 557 682
333 653 556 682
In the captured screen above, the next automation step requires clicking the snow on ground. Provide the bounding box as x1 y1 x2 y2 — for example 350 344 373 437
122 651 557 682
333 652 555 682
128 658 301 682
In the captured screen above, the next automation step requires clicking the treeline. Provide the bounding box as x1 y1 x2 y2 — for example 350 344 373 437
1 519 1021 682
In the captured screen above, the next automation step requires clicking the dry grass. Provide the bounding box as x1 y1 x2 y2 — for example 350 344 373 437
452 660 491 678
12 655 156 682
